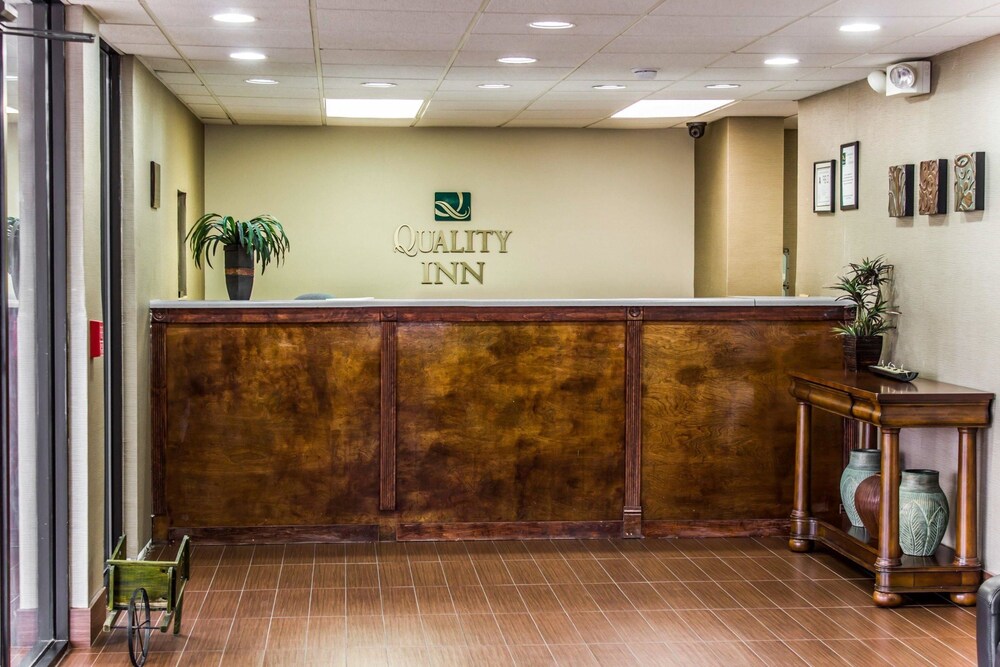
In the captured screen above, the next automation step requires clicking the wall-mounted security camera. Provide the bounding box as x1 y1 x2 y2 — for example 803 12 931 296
885 61 930 96
0 2 18 22
686 121 707 139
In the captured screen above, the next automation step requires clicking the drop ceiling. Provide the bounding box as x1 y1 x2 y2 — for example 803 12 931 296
72 0 1000 128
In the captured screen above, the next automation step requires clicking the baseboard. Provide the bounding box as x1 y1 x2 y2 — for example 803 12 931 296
69 587 105 648
396 521 622 541
641 518 790 538
170 524 380 544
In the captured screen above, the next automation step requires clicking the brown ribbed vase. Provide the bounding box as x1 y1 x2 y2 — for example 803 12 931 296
854 473 881 543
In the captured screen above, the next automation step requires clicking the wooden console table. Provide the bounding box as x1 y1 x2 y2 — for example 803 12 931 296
788 369 993 607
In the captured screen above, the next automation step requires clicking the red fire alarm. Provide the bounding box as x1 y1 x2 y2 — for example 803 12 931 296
89 320 104 358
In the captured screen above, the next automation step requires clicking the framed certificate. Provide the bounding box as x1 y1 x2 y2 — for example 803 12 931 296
840 141 859 210
814 160 835 213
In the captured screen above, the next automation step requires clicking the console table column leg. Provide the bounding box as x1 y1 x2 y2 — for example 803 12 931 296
789 400 813 552
874 427 902 607
951 427 980 606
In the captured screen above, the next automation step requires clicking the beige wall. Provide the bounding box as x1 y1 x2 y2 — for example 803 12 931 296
121 58 204 557
694 117 786 296
783 129 798 294
203 127 694 299
797 35 1000 570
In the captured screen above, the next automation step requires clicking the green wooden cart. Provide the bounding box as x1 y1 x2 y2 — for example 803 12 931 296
103 535 190 667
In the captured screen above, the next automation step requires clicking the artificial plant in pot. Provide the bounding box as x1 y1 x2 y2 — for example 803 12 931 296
829 255 894 372
6 216 19 296
186 213 290 300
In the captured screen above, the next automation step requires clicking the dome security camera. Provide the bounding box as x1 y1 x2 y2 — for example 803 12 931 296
687 121 707 139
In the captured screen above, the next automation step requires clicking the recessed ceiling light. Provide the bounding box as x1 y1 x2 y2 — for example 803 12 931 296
230 51 266 61
840 22 880 32
245 78 278 85
497 56 537 64
765 56 799 66
478 83 511 89
362 82 397 88
705 83 740 89
528 21 575 30
325 98 423 119
593 84 626 90
212 13 256 23
612 99 732 119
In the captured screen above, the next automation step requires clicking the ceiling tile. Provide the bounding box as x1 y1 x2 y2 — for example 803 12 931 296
178 94 217 104
200 74 319 88
746 90 812 100
973 3 1000 15
435 81 551 94
697 100 797 119
147 2 312 28
737 34 902 54
99 23 167 45
187 103 227 118
771 16 951 37
799 67 873 80
602 35 756 53
462 33 611 53
320 50 453 66
503 119 592 127
472 12 636 35
167 83 211 96
323 78 438 94
112 44 181 58
157 71 202 85
315 9 474 34
139 57 193 73
661 79 779 95
205 85 319 99
452 51 589 67
318 0 482 10
222 97 321 110
710 53 855 68
685 67 824 81
625 15 797 37
444 66 573 80
486 1 659 14
189 61 318 76
651 0 831 16
814 0 998 17
918 16 1000 36
203 118 233 125
872 34 984 54
317 31 462 50
179 46 315 63
549 79 666 92
79 1 153 25
832 53 917 68
589 117 684 128
427 99 529 111
321 65 445 79
774 80 850 91
169 27 312 49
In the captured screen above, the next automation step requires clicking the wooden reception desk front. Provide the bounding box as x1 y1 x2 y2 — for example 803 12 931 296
149 298 849 543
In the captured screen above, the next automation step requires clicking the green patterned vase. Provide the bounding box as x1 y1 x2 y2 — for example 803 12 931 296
840 449 881 527
899 469 949 557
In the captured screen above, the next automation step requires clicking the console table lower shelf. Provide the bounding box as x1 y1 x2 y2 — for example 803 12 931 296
802 513 982 600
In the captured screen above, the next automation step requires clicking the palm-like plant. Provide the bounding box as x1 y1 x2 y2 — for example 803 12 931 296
185 213 290 273
829 255 895 337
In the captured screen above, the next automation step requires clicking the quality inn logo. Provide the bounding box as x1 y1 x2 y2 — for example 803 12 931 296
434 192 471 221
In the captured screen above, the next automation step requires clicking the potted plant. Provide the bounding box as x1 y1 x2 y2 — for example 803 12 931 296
829 255 894 372
185 213 290 300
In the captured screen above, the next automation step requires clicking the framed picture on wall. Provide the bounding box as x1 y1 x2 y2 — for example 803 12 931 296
840 142 859 210
814 160 835 213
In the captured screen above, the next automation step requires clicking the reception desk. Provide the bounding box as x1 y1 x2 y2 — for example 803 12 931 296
149 298 849 543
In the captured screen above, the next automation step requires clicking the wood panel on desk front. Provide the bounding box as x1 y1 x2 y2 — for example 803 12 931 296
161 323 381 533
395 322 626 532
641 321 843 531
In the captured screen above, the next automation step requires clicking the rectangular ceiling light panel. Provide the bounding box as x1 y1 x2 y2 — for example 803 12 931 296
325 98 424 118
612 99 733 118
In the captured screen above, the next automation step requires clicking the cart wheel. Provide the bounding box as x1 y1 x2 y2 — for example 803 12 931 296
127 588 152 667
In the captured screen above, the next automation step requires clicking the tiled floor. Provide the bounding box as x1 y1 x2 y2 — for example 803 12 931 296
59 537 978 666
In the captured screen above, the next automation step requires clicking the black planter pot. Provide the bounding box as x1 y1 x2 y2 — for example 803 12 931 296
843 335 883 372
224 244 254 300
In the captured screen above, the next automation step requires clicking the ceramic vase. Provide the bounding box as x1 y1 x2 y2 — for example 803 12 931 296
843 335 883 372
899 469 949 557
840 448 881 527
224 244 254 300
854 473 881 542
